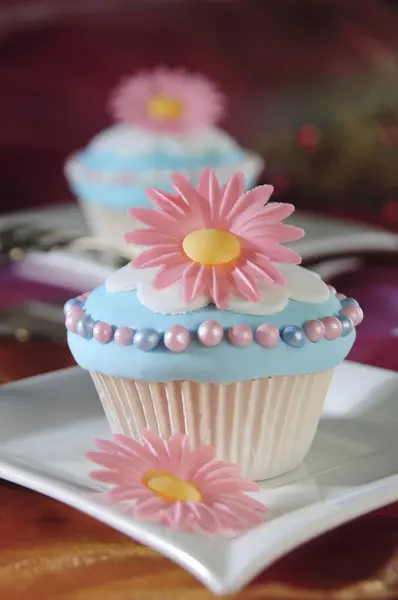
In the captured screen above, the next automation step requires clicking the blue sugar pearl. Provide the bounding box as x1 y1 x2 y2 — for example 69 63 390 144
281 325 306 348
338 315 354 337
340 297 359 308
133 328 160 351
77 317 95 339
63 298 83 314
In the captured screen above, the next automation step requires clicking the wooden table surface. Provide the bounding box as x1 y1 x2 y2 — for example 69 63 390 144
1 339 398 599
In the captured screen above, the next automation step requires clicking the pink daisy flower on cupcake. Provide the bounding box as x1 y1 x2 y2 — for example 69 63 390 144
110 67 225 133
87 430 267 537
126 169 305 309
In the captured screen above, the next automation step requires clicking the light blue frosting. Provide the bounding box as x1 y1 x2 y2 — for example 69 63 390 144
67 148 257 210
77 148 245 172
67 285 356 383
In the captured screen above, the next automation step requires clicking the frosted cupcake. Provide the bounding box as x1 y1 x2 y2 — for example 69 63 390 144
65 67 263 256
65 169 363 481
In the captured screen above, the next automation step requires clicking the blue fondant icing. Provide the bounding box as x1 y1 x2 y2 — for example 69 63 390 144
69 180 153 209
78 148 245 172
67 286 356 383
67 148 257 209
69 171 260 210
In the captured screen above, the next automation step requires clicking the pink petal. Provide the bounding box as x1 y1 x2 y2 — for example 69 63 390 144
153 263 187 289
261 244 302 265
214 494 266 519
165 433 190 472
262 223 305 243
219 172 245 219
252 255 286 285
198 465 241 482
203 478 260 494
85 451 138 471
183 263 210 303
187 502 221 534
171 173 210 226
238 222 304 245
93 438 137 458
219 493 265 512
262 202 296 221
108 486 150 502
231 266 261 302
128 207 180 230
194 459 239 479
198 168 221 220
180 444 215 480
197 168 211 197
210 268 231 309
210 505 251 532
132 495 166 519
211 501 265 530
146 187 189 218
112 434 155 463
133 247 182 269
165 501 191 530
89 469 124 484
142 429 170 463
241 259 278 283
126 229 178 246
228 185 274 223
182 265 209 303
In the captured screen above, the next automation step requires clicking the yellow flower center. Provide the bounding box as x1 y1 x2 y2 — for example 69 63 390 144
182 228 241 266
143 470 202 503
147 95 183 120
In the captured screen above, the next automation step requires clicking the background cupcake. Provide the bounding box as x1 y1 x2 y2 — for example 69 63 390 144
65 169 362 481
65 67 264 256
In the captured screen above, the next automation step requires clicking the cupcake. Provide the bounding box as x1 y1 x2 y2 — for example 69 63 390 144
65 67 263 256
65 168 363 481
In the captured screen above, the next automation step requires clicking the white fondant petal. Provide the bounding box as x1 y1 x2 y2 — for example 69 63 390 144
137 281 209 315
226 283 289 315
278 264 330 303
105 263 157 293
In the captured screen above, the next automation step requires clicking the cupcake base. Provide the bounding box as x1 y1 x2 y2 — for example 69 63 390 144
90 371 333 481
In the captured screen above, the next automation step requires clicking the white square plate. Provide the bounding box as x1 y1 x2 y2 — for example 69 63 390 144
0 362 397 595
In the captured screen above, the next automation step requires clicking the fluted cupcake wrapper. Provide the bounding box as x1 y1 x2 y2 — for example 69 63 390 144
90 371 333 481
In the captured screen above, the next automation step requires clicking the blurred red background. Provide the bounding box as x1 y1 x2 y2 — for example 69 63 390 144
2 0 398 228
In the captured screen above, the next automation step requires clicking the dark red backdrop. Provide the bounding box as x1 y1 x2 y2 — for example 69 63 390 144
2 0 398 219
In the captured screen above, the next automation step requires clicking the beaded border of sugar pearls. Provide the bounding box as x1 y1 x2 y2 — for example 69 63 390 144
64 288 363 353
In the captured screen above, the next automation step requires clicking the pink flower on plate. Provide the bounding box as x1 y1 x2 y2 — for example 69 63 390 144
127 169 304 309
86 430 267 537
109 67 225 133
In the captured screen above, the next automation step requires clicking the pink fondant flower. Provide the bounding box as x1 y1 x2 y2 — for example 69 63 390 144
109 67 224 133
127 169 304 309
87 430 267 537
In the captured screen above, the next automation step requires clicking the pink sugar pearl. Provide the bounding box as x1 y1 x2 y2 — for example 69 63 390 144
164 325 190 352
342 305 364 326
93 322 113 344
197 320 224 347
322 316 342 340
255 324 279 347
65 309 84 333
336 293 347 301
65 305 84 319
304 319 325 343
327 284 337 295
228 325 253 347
114 326 134 345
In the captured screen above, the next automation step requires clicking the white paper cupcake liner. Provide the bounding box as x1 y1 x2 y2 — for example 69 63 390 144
90 371 333 481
